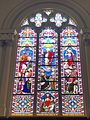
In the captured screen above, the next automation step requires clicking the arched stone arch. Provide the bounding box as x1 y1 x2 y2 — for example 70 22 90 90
1 0 89 30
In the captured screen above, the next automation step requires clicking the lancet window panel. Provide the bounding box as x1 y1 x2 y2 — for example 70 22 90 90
12 28 37 114
60 26 84 115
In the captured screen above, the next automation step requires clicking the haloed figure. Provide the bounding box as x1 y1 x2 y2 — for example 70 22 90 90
40 93 55 113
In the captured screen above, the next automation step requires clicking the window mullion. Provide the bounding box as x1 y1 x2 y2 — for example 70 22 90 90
33 32 39 115
58 31 62 115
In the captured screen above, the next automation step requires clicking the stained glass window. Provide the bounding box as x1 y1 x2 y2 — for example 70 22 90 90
12 9 84 116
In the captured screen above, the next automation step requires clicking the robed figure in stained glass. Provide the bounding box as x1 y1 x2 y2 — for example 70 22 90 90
40 93 55 113
40 66 55 90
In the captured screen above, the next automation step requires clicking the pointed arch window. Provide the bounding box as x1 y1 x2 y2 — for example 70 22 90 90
12 9 84 116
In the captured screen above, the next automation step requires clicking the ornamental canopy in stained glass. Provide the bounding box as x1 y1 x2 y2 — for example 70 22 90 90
12 9 84 116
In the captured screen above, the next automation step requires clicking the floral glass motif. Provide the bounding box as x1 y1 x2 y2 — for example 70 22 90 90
12 27 37 114
60 26 84 114
50 13 67 27
30 13 47 27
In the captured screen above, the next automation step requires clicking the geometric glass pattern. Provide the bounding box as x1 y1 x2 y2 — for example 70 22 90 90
12 95 34 114
12 9 84 116
62 95 84 114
